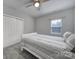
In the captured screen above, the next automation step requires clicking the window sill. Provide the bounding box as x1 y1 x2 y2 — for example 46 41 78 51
51 32 61 35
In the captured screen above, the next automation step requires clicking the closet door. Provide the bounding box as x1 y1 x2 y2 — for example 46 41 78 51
3 15 24 48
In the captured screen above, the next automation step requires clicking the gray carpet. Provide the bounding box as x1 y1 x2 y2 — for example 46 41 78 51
3 44 39 59
3 43 75 59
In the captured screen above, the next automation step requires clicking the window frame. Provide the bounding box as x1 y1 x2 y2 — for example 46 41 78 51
50 19 62 34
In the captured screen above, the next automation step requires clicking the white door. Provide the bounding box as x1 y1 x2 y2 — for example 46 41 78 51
3 15 24 48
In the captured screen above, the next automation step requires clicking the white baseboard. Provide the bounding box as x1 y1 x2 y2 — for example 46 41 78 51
3 39 21 48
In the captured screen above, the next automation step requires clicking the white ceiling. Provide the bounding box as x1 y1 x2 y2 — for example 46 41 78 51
3 0 75 18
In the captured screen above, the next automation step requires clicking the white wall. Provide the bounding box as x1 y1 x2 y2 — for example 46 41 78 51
35 8 75 36
23 16 34 33
4 5 75 37
3 15 24 48
3 6 35 34
3 6 35 47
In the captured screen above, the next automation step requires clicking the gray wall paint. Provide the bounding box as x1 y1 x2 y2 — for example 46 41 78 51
35 8 75 36
4 6 75 36
23 16 34 33
4 6 35 34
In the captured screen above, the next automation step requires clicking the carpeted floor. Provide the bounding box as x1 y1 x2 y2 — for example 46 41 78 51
3 44 39 59
3 43 75 59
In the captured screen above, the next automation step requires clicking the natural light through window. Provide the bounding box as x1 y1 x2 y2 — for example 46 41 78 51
51 19 62 34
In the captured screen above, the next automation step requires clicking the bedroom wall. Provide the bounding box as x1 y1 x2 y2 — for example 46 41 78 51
35 8 75 36
3 6 35 47
3 6 35 34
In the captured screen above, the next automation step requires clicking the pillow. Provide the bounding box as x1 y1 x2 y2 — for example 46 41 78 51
30 32 37 35
65 34 75 48
22 32 37 38
63 32 72 39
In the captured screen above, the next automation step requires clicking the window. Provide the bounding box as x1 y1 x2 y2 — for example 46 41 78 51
51 19 62 33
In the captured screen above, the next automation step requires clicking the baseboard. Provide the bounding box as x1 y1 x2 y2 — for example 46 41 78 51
3 39 21 48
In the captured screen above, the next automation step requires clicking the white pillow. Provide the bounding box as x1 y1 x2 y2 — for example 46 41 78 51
22 32 37 38
65 34 75 48
30 32 37 35
63 32 72 40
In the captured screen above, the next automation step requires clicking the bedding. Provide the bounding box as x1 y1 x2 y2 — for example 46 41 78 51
22 37 71 50
22 33 64 42
21 33 74 51
63 32 72 41
21 33 75 59
65 34 75 48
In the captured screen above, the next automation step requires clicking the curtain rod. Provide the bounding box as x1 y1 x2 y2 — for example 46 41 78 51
3 14 24 21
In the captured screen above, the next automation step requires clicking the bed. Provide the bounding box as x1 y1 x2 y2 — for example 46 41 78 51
21 32 75 59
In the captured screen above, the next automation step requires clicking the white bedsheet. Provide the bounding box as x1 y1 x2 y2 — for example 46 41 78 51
22 33 64 41
22 33 73 50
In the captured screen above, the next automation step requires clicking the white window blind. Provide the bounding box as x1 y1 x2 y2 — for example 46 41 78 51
51 19 62 33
